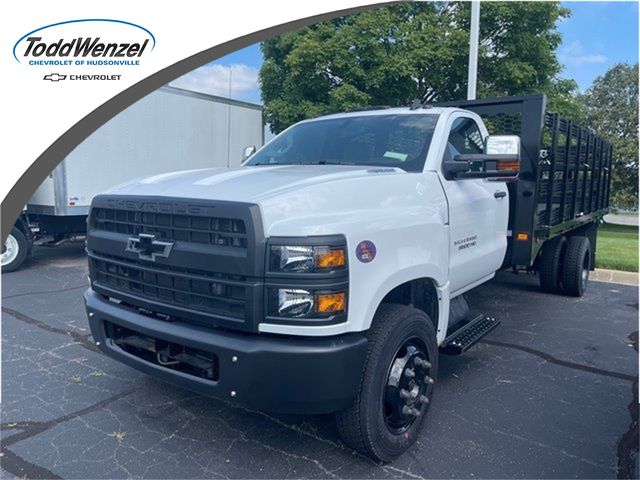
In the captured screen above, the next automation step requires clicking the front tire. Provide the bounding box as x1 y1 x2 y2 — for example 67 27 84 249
1 227 29 273
562 236 591 297
335 304 438 462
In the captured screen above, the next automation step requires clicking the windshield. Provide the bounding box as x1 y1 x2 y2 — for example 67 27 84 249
246 114 439 172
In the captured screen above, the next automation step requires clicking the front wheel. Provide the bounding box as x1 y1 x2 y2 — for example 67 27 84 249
335 304 438 462
2 227 29 273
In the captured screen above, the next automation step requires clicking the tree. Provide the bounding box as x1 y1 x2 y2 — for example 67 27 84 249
259 2 581 133
581 63 638 210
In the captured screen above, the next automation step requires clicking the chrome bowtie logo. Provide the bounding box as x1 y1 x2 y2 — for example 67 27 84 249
125 233 173 261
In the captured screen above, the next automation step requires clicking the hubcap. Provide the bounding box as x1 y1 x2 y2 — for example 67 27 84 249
383 339 433 434
581 253 590 289
1 234 19 266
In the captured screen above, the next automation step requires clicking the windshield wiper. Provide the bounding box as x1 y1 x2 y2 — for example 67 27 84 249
304 161 357 165
248 160 356 166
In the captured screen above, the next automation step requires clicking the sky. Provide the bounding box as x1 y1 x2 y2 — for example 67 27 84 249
557 1 638 91
169 1 639 104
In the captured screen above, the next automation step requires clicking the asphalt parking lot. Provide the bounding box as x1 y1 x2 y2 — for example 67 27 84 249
2 244 638 479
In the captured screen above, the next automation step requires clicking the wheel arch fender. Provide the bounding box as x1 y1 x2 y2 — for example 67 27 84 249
364 265 450 345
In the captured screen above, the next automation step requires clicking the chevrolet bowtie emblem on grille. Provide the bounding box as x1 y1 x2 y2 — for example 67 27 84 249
125 233 174 261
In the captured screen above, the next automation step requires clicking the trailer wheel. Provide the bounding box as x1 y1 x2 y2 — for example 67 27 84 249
2 227 29 273
562 236 591 297
335 304 438 462
539 236 567 294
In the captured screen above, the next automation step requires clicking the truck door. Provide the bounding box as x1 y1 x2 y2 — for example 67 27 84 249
438 115 509 295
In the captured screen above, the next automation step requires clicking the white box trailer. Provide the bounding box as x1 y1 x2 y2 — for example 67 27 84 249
3 86 264 272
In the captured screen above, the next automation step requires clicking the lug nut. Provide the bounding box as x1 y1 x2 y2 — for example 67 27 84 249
415 358 431 369
402 405 421 417
399 389 411 399
404 368 416 378
230 391 237 398
231 356 238 363
424 375 434 385
418 395 430 405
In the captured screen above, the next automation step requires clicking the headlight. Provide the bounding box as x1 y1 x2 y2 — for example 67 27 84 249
277 288 314 317
269 245 346 273
269 288 346 318
265 236 348 322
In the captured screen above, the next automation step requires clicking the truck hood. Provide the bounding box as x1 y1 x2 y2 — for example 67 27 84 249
105 165 403 202
103 165 437 236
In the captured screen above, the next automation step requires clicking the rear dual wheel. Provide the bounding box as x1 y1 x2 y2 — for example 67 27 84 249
539 236 567 293
562 236 591 297
336 304 438 463
539 235 590 297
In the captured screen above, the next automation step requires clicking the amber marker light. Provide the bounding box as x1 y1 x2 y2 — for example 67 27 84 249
315 293 346 314
497 159 520 171
315 248 346 269
516 232 529 241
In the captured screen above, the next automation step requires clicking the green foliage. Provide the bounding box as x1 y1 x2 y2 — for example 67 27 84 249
260 2 579 133
545 78 584 121
580 63 639 210
596 222 639 272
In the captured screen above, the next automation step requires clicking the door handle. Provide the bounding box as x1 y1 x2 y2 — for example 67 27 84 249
494 191 507 199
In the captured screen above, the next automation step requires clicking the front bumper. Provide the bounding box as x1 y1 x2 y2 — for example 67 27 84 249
84 289 368 414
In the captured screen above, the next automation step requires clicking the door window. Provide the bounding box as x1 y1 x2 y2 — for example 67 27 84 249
442 117 484 164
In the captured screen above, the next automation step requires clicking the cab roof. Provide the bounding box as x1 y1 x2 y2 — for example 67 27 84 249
306 106 454 123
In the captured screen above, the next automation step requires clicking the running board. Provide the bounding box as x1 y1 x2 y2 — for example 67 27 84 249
440 315 500 355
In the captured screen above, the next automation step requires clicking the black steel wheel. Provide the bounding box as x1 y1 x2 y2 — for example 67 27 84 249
562 236 591 297
383 339 434 434
335 304 438 463
539 236 567 294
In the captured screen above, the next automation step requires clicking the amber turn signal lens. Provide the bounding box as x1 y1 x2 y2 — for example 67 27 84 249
497 160 520 171
315 293 346 314
315 248 346 269
516 232 529 241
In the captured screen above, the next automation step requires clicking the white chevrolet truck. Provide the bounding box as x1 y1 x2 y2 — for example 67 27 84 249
84 95 612 461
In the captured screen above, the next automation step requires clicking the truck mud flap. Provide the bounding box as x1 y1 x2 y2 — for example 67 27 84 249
440 315 500 355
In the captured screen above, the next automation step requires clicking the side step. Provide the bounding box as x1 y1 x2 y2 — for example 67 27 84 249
440 315 500 355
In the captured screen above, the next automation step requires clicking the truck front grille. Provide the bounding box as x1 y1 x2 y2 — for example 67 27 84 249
87 196 265 332
91 207 248 249
90 253 247 320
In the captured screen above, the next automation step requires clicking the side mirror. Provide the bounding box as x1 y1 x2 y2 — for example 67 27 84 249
242 145 257 162
443 135 521 181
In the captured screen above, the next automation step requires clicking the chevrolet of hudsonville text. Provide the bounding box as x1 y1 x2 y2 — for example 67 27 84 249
80 95 612 461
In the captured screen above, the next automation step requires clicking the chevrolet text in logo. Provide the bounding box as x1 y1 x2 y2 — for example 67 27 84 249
125 233 173 261
13 19 154 73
